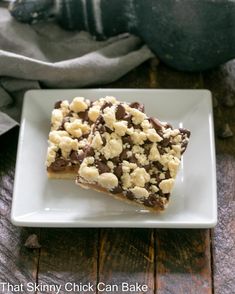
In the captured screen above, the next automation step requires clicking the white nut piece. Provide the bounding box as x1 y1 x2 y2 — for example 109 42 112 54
97 173 118 189
70 97 89 112
159 178 175 194
130 187 149 198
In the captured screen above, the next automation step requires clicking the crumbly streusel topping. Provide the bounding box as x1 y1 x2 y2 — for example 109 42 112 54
77 98 190 210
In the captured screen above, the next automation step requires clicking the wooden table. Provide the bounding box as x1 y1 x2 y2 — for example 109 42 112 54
0 59 234 294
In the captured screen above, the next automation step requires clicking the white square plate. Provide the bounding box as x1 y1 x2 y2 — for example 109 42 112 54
11 89 217 228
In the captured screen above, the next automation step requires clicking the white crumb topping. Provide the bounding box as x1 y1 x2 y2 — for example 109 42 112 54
129 108 146 124
88 105 100 122
168 157 180 178
159 178 175 194
51 109 63 130
97 173 118 189
145 128 162 142
130 187 149 198
59 136 79 158
102 137 123 159
60 100 70 116
79 157 99 182
130 167 150 187
131 131 147 145
148 143 160 161
141 119 151 130
113 121 128 136
91 132 103 150
151 185 159 193
103 106 116 129
70 97 89 112
46 145 58 167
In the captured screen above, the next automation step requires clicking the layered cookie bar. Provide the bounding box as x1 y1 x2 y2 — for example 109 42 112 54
46 96 122 179
46 97 92 178
77 99 190 211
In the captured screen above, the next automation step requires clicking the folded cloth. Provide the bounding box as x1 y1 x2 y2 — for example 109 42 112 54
0 7 154 136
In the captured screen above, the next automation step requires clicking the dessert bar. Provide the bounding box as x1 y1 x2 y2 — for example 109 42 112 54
77 97 190 211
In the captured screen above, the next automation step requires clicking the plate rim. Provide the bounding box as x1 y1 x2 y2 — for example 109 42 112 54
11 88 217 228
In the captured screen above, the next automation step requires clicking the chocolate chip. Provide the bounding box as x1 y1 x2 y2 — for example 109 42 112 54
102 136 106 146
115 104 126 120
110 185 123 194
149 117 162 131
105 127 113 134
122 136 133 148
70 150 85 163
165 123 173 129
179 128 191 138
112 157 120 164
154 161 163 171
54 100 62 109
129 155 138 164
78 109 88 121
50 158 68 171
98 125 106 134
126 190 134 200
70 150 79 161
96 161 110 174
119 149 128 161
114 165 123 179
123 114 132 127
144 195 164 209
82 133 89 139
129 102 145 112
155 174 161 184
165 170 171 179
133 123 142 130
157 146 165 155
144 194 157 207
144 164 151 172
100 102 112 111
56 149 62 158
84 145 95 157
95 115 104 127
161 138 170 147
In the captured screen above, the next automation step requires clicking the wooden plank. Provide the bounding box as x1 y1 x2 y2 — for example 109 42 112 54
0 128 40 294
37 229 98 292
98 229 155 294
154 62 202 89
203 60 235 294
156 229 212 294
151 63 213 293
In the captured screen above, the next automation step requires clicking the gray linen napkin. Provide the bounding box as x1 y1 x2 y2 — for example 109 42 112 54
0 7 154 135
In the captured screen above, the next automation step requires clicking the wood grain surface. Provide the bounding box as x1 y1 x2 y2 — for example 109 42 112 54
0 59 235 294
203 60 235 294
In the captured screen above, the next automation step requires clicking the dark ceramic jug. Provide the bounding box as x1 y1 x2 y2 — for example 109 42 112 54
9 0 235 71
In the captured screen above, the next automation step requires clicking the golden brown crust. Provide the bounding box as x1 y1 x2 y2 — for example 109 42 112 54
76 178 167 212
47 166 78 179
